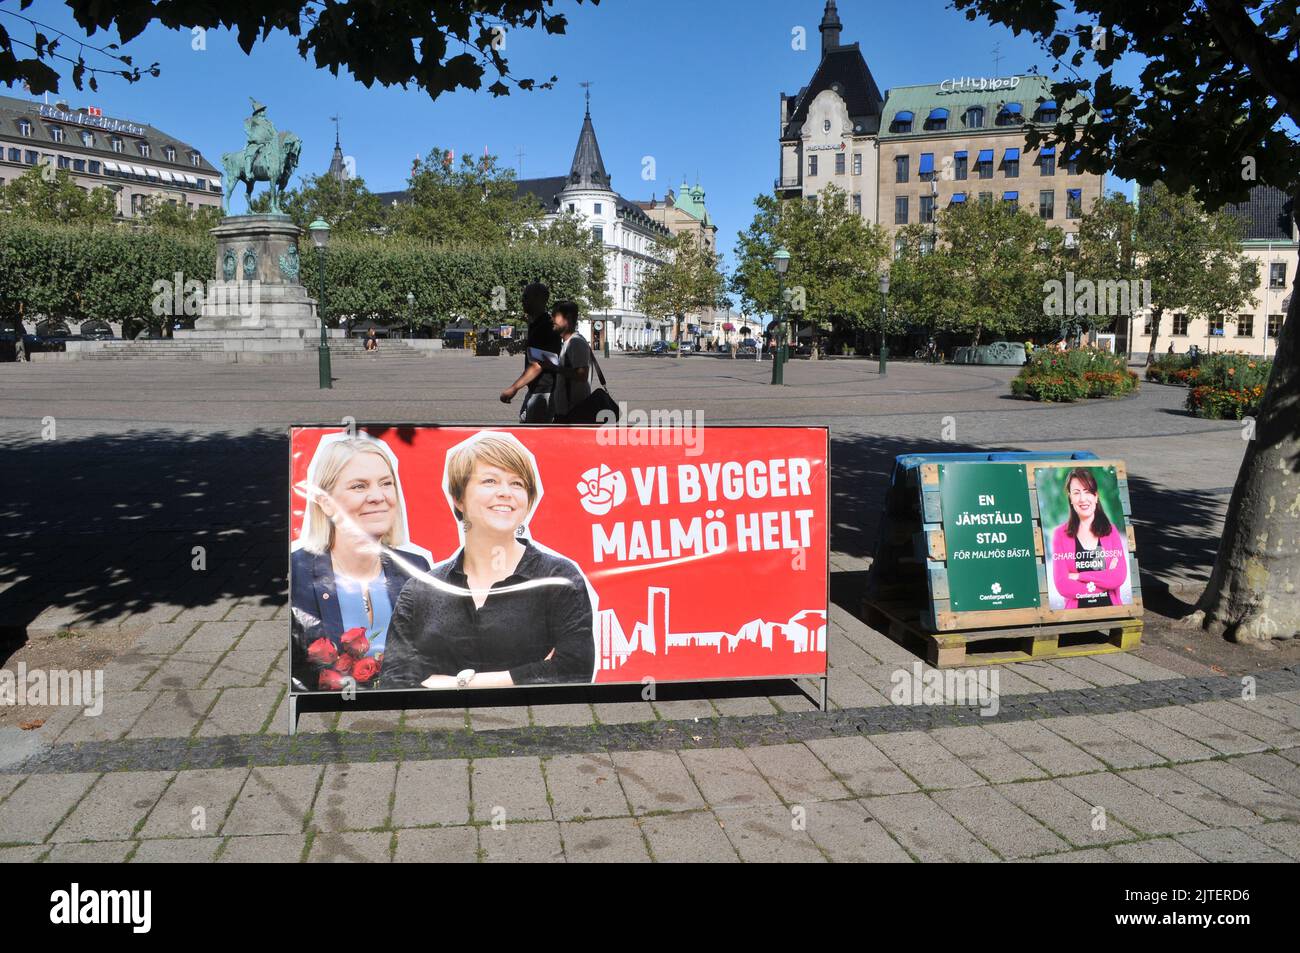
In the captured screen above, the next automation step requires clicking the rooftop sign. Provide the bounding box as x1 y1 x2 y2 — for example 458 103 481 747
37 104 146 137
937 76 1022 95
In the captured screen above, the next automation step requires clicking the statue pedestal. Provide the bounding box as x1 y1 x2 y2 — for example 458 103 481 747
194 214 319 334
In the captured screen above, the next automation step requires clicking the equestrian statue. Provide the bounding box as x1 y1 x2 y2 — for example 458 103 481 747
221 98 302 214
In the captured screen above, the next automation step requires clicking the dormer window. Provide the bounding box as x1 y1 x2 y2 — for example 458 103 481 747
17 119 31 137
890 110 914 133
1035 100 1058 123
996 103 1023 126
111 137 124 153
81 130 94 147
191 152 201 167
165 146 176 162
924 108 948 131
49 126 64 143
139 142 150 158
964 107 984 129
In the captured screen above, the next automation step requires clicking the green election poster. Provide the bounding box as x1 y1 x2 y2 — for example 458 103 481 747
938 463 1040 613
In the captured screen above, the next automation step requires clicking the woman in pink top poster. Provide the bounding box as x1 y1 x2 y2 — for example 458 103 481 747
1047 467 1130 609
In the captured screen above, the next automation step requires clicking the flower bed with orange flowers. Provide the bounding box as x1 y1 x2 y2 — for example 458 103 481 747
1011 346 1139 402
1182 354 1272 420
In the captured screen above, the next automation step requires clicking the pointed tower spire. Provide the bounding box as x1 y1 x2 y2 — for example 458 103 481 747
567 95 611 190
820 1 843 56
327 114 347 183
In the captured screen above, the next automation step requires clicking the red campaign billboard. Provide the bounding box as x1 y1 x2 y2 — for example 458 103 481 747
288 426 828 694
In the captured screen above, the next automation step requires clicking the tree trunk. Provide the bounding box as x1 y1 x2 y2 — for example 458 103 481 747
1146 307 1164 365
1195 272 1300 641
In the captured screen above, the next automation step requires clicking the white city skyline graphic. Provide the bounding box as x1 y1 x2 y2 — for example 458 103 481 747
596 586 826 672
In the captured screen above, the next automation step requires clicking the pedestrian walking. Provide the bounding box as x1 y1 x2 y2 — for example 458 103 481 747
500 282 560 423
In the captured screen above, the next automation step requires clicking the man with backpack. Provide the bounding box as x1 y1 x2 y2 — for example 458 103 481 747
549 301 592 422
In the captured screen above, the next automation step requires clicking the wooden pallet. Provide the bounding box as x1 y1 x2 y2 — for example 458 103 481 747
864 599 1143 668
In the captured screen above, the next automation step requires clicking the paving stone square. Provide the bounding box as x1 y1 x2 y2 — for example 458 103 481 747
559 817 652 862
679 747 782 808
868 730 987 790
638 811 739 863
931 786 1068 859
50 770 173 842
393 826 479 863
611 750 707 814
746 742 851 803
471 757 551 823
313 762 397 832
221 765 321 836
861 792 999 863
714 804 827 862
392 759 471 828
804 736 919 796
544 752 629 820
478 821 564 863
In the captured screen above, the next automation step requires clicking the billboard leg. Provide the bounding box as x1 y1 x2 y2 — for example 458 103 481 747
819 677 828 712
288 694 299 736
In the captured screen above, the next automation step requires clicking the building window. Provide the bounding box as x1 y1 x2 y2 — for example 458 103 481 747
165 146 176 162
17 119 31 136
130 193 147 216
50 126 64 143
894 236 906 259
1066 151 1081 174
1003 191 1019 204
919 153 935 181
1066 188 1082 218
111 138 123 153
88 160 100 174
979 192 993 205
892 116 913 133
593 202 602 214
977 152 993 179
57 155 71 169
567 203 575 213
965 107 984 128
919 195 935 223
23 150 37 165
593 226 603 244
1238 315 1254 337
6 148 17 162
1268 314 1283 337
1210 315 1225 336
920 235 935 255
196 177 207 191
1004 156 1019 178
852 152 862 176
1036 103 1058 124
1143 315 1155 335
809 154 818 177
996 104 1022 126
1039 190 1054 219
852 193 862 214
1172 314 1189 336
1270 262 1287 289
81 130 94 148
1041 153 1055 176
191 152 201 167
835 152 845 175
892 154 908 183
139 142 150 158
954 154 968 180
895 195 909 225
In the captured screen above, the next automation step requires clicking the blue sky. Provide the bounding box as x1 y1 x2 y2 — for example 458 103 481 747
13 0 1134 277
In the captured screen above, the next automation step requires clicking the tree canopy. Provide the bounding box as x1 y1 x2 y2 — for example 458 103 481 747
1 0 597 99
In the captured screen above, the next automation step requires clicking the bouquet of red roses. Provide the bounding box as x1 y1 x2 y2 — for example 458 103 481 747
306 627 382 690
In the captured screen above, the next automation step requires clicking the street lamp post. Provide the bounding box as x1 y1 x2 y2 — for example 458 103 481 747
878 270 890 377
771 247 790 385
406 290 415 338
310 219 332 389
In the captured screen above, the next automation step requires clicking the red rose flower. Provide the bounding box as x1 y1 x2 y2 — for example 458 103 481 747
318 668 347 691
333 654 354 675
307 637 339 667
352 657 380 684
340 627 370 659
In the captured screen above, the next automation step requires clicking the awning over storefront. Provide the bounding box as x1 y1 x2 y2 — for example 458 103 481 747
918 153 934 174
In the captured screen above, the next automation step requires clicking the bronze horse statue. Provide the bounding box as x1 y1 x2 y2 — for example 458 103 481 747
221 130 302 214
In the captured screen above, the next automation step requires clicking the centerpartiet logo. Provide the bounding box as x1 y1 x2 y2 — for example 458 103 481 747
980 580 1016 604
991 582 1002 594
577 463 627 516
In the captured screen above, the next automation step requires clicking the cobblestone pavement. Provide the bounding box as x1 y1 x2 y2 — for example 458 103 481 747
1 356 1291 862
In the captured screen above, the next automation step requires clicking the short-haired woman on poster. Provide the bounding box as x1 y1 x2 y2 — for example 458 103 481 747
1050 467 1129 609
291 436 431 691
383 432 596 689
